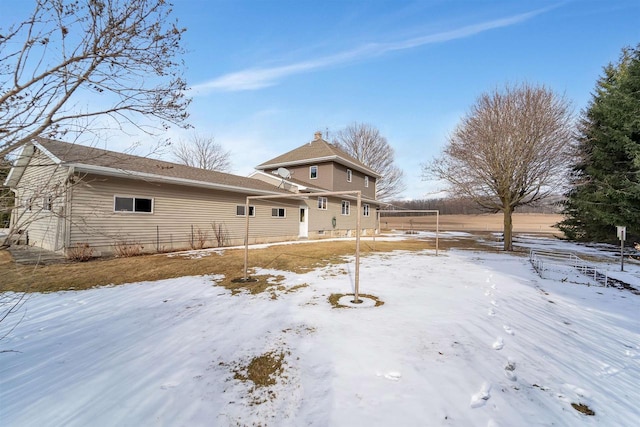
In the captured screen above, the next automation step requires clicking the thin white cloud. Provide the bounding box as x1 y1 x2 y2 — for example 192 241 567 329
191 7 553 94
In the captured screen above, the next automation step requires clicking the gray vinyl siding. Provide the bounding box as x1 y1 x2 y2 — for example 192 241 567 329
68 174 300 254
11 150 69 251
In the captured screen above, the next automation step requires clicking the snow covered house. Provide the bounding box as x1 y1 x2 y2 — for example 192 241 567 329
3 133 380 256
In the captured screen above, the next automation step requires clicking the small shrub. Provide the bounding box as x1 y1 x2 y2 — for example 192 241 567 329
190 227 209 250
211 221 230 247
113 241 144 257
67 243 93 262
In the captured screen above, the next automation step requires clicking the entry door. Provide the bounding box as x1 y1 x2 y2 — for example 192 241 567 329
299 207 308 238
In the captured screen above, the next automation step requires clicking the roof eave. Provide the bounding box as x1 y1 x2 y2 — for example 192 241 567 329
257 155 381 178
70 163 284 196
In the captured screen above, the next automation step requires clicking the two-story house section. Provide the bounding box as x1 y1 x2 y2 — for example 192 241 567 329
252 132 381 239
254 132 380 200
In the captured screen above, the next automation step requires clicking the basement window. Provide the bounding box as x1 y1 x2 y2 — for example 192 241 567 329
114 196 153 213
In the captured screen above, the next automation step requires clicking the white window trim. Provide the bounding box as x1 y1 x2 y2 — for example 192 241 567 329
317 196 328 210
271 207 286 218
113 195 154 214
341 200 350 216
43 196 53 211
236 205 255 217
346 169 352 182
363 204 370 217
310 165 318 179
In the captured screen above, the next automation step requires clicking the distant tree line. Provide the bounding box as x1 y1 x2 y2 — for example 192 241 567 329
387 197 562 216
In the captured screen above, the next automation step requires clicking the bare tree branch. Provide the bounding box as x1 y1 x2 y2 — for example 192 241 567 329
334 122 406 201
171 133 232 172
0 0 191 158
423 83 575 250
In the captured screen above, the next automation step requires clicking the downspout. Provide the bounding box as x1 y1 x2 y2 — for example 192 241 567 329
10 189 18 229
64 166 75 252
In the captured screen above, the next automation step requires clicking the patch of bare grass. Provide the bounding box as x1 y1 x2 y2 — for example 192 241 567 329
571 402 595 416
233 351 286 388
1 239 435 293
328 293 385 308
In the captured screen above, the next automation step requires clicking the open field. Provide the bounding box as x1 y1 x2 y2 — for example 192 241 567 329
381 213 564 234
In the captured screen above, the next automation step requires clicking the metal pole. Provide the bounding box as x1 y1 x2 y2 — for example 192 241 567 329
621 238 624 272
436 211 439 256
355 192 361 303
244 197 250 280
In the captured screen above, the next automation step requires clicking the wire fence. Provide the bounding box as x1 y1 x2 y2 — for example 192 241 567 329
529 249 609 287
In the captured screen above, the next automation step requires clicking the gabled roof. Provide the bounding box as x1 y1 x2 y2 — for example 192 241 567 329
5 138 287 195
256 133 381 178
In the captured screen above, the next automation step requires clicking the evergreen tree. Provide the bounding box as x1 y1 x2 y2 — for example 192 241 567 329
559 45 640 243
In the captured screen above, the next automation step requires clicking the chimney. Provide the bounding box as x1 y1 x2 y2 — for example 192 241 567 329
314 131 322 140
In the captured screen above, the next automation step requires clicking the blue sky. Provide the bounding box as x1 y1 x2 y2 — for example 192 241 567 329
3 1 640 199
173 0 639 199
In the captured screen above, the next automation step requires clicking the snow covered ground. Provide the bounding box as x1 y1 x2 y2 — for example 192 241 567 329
1 235 639 426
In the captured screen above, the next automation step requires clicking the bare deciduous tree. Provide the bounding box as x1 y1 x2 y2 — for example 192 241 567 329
423 83 574 251
334 123 406 201
172 134 232 172
0 0 191 159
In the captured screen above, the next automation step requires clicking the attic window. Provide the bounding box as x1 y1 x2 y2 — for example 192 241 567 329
114 196 153 213
310 165 318 179
347 169 352 182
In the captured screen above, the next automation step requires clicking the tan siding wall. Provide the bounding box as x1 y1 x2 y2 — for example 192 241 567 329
274 162 333 190
69 174 300 254
265 162 376 198
331 164 376 199
11 151 69 251
306 196 376 237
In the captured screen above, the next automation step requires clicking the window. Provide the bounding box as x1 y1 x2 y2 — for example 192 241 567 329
317 197 327 210
43 196 53 211
114 196 153 213
25 197 33 211
341 200 350 215
236 205 255 216
346 169 352 182
310 165 318 179
363 204 370 217
364 176 369 188
271 208 286 218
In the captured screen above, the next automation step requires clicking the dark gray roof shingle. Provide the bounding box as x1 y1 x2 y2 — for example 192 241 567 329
256 135 380 177
36 138 285 194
